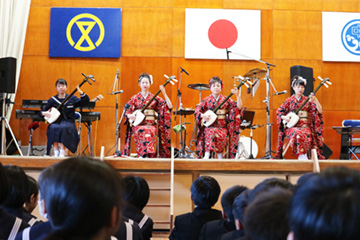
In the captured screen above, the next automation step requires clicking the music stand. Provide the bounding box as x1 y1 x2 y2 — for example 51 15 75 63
236 110 255 159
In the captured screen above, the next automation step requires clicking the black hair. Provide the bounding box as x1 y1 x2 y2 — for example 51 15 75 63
291 75 306 88
221 185 248 222
244 187 292 240
26 175 39 202
39 157 122 240
138 73 152 84
3 165 29 208
55 78 67 86
0 162 8 204
209 76 223 88
122 175 150 211
232 189 250 225
191 176 221 208
289 167 360 240
248 177 294 204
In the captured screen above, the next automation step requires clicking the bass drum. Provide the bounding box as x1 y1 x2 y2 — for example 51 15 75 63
236 136 258 159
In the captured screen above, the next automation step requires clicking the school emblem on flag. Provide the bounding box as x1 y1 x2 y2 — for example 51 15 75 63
185 9 261 60
49 8 122 58
323 12 360 62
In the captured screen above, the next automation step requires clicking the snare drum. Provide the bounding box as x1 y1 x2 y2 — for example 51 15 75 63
236 136 258 159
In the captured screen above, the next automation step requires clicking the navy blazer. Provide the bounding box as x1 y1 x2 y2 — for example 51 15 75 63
169 207 222 240
199 219 236 240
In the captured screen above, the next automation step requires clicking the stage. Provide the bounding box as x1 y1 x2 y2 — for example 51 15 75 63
1 156 359 174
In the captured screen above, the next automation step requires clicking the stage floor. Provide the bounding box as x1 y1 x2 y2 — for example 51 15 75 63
1 155 359 174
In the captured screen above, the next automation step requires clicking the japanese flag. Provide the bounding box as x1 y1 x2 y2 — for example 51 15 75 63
185 8 261 60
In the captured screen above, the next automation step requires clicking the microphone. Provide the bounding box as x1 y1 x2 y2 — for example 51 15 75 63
226 48 231 60
111 90 124 95
28 121 39 131
274 90 287 96
180 67 189 75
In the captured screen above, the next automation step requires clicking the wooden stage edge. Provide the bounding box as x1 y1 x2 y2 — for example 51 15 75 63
1 156 360 174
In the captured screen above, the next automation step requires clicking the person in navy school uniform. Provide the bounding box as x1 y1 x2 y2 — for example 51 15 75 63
0 163 29 240
23 175 42 226
219 189 250 240
199 185 248 240
40 78 89 157
169 176 222 240
121 175 153 240
15 157 143 240
2 165 41 226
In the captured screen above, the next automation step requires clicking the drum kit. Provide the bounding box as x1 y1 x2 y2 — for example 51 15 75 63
173 68 269 159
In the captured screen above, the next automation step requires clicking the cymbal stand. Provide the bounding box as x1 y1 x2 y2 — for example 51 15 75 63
188 90 204 150
1 93 23 156
174 68 185 150
227 48 278 158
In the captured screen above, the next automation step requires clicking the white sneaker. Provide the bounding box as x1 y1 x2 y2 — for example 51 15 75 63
298 154 308 160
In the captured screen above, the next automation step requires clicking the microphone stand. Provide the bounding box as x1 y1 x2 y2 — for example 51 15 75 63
174 68 184 157
227 48 279 158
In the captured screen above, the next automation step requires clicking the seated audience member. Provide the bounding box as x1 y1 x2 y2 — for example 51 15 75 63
0 163 29 240
288 166 360 240
219 189 250 240
23 176 39 214
3 165 39 226
122 175 153 240
243 187 293 240
247 177 294 204
199 185 248 240
169 176 222 240
15 217 142 240
23 175 42 226
37 157 122 240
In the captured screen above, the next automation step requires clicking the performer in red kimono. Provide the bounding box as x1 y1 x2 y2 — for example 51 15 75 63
123 73 172 158
195 76 243 159
276 75 324 160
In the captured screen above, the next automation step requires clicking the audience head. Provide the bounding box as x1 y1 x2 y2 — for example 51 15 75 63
39 157 122 240
24 175 39 213
296 172 319 186
244 187 292 240
122 175 150 211
3 165 29 208
288 167 360 240
221 185 248 222
232 189 250 229
0 162 8 204
248 177 294 204
191 176 221 208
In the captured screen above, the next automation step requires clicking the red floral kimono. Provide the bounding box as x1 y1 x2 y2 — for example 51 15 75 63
122 92 172 158
276 95 324 159
195 94 242 159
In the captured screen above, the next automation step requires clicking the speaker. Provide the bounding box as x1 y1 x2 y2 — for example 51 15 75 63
290 65 314 96
0 57 16 93
322 143 333 159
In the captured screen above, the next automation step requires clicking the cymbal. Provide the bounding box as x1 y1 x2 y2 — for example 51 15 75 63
173 109 195 116
244 68 267 79
187 83 210 91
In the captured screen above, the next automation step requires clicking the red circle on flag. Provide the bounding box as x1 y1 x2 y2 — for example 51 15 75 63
208 19 238 49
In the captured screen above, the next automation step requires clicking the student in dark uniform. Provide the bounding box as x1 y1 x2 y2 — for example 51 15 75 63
41 78 89 157
15 217 142 240
219 189 250 240
2 165 39 226
37 157 122 240
243 187 293 240
23 175 42 226
121 175 153 240
199 185 248 240
0 163 29 240
169 176 222 240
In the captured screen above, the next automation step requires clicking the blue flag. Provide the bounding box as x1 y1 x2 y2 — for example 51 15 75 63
49 8 121 58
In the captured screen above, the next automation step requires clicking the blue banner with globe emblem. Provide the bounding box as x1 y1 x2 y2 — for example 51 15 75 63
49 8 121 58
323 12 360 62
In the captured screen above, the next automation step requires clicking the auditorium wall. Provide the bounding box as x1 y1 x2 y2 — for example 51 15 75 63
11 0 360 158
